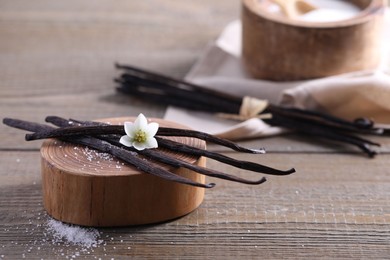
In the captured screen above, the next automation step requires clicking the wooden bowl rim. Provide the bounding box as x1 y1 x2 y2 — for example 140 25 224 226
40 117 205 177
243 0 387 29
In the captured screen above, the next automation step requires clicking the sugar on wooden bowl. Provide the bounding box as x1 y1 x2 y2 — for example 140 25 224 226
300 0 362 22
265 0 362 22
242 0 387 81
40 117 206 227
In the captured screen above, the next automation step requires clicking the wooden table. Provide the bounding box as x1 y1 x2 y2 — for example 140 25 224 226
1 1 390 259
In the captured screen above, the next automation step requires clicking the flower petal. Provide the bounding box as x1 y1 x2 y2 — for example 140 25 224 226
119 135 133 147
146 122 159 137
134 113 147 130
132 141 146 151
123 122 135 137
144 137 158 149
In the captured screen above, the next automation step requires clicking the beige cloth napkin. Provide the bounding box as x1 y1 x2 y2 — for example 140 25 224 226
281 70 390 124
164 14 390 140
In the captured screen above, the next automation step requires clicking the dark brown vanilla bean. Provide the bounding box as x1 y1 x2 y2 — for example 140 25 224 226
25 125 123 141
266 105 382 134
265 114 379 157
116 63 242 105
117 63 378 132
116 82 226 113
33 116 295 175
156 137 295 176
139 149 267 185
4 117 286 188
4 118 53 133
45 116 269 185
3 118 214 188
70 136 215 188
156 127 265 154
118 75 238 114
44 116 292 177
28 116 265 154
115 64 384 157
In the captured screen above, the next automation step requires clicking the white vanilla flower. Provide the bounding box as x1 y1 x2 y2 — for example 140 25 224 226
119 113 159 150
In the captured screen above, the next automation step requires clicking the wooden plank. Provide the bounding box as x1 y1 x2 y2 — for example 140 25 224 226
0 0 238 98
1 152 389 258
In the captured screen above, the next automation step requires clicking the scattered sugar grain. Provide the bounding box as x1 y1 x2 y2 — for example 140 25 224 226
46 218 103 249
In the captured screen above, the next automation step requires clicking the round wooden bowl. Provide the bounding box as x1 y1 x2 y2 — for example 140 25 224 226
40 117 206 227
242 0 387 81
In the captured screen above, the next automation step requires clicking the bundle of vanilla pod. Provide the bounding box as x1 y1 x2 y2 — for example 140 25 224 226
115 64 385 158
3 116 295 188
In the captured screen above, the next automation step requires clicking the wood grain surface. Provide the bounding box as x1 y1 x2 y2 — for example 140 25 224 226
1 0 390 259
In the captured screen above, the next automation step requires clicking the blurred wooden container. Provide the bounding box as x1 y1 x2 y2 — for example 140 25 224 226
242 0 387 81
41 117 206 227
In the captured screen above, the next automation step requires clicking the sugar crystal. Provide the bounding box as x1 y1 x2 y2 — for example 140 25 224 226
46 219 102 248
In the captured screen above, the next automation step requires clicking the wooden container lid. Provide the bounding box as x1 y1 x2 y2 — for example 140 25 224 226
242 0 387 81
41 117 206 227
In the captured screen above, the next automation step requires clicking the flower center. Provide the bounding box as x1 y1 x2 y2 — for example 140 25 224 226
134 130 147 143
